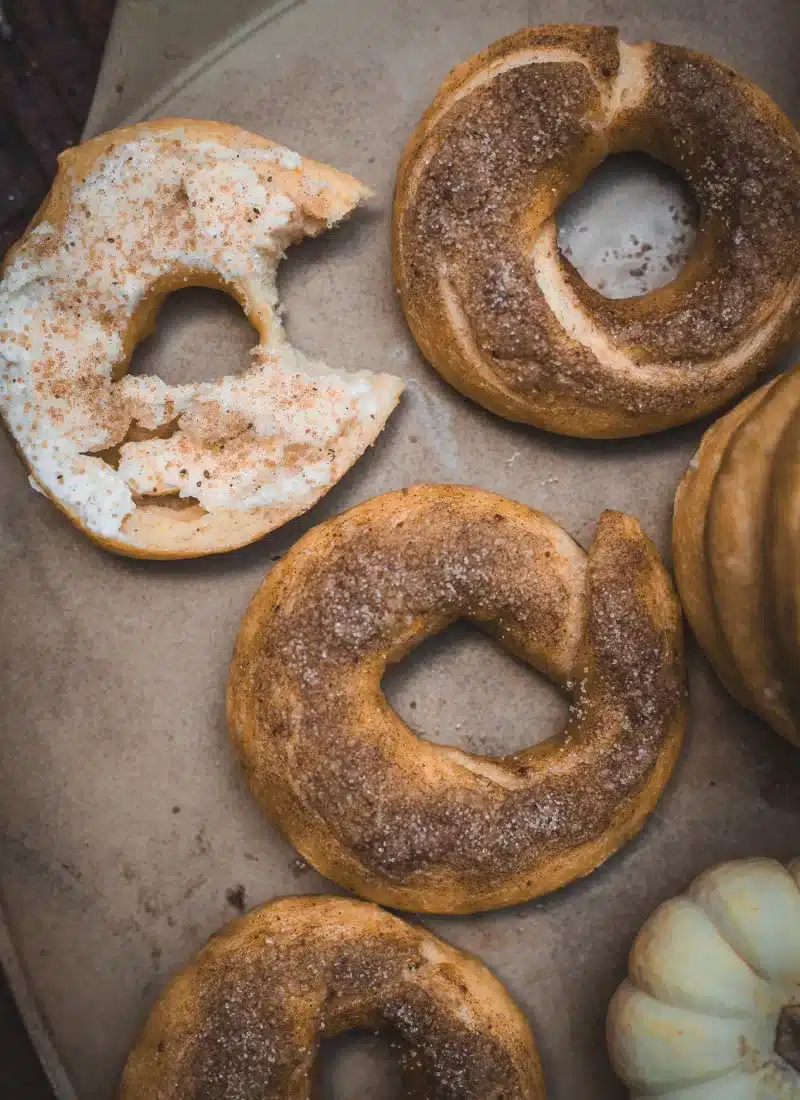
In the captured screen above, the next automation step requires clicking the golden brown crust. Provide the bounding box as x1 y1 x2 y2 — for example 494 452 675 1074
672 384 773 710
769 406 800 736
393 26 800 438
2 119 401 559
706 373 800 741
228 485 685 913
119 895 545 1100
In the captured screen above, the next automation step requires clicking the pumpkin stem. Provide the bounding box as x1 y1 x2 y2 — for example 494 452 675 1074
775 1005 800 1072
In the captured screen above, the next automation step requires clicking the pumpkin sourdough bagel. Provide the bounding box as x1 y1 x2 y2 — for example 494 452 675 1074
392 25 800 438
119 895 545 1100
0 119 402 558
228 485 686 914
673 370 800 745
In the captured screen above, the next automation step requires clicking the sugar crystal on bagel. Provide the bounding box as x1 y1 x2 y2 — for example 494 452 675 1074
393 25 800 436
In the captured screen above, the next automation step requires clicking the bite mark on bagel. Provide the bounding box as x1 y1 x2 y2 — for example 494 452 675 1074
0 119 403 557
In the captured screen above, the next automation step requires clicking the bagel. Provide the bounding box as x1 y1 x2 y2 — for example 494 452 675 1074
392 25 800 438
228 484 686 914
119 895 545 1100
0 119 402 558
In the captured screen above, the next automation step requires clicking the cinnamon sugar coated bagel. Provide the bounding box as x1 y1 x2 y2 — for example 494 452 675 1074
0 119 402 558
120 896 545 1100
228 485 686 913
393 25 800 437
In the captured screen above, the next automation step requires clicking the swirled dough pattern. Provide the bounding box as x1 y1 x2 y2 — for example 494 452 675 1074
393 25 800 437
229 485 686 913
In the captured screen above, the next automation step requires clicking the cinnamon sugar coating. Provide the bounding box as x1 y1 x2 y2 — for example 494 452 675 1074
394 26 800 437
228 485 686 913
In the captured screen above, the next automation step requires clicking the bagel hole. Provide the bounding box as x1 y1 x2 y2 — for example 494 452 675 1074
90 287 255 504
557 152 698 299
316 1031 405 1100
382 622 567 757
127 286 258 385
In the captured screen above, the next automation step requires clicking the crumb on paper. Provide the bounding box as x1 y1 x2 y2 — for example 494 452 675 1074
225 884 247 912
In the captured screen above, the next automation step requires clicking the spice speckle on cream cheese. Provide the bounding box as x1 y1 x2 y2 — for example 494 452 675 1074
0 130 402 540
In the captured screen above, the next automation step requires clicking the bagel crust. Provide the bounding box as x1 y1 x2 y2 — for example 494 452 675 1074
0 119 402 558
119 896 545 1100
228 485 686 913
393 25 800 437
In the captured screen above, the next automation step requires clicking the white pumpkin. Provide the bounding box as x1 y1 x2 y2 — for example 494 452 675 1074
608 858 800 1099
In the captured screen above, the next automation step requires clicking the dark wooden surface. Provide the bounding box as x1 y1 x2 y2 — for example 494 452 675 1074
0 0 115 258
1 5 116 1091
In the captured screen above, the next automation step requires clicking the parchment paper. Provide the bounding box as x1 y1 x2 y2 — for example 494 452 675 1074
1 1 799 1097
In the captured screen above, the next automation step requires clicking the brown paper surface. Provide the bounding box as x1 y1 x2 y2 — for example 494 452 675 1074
1 1 799 1097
